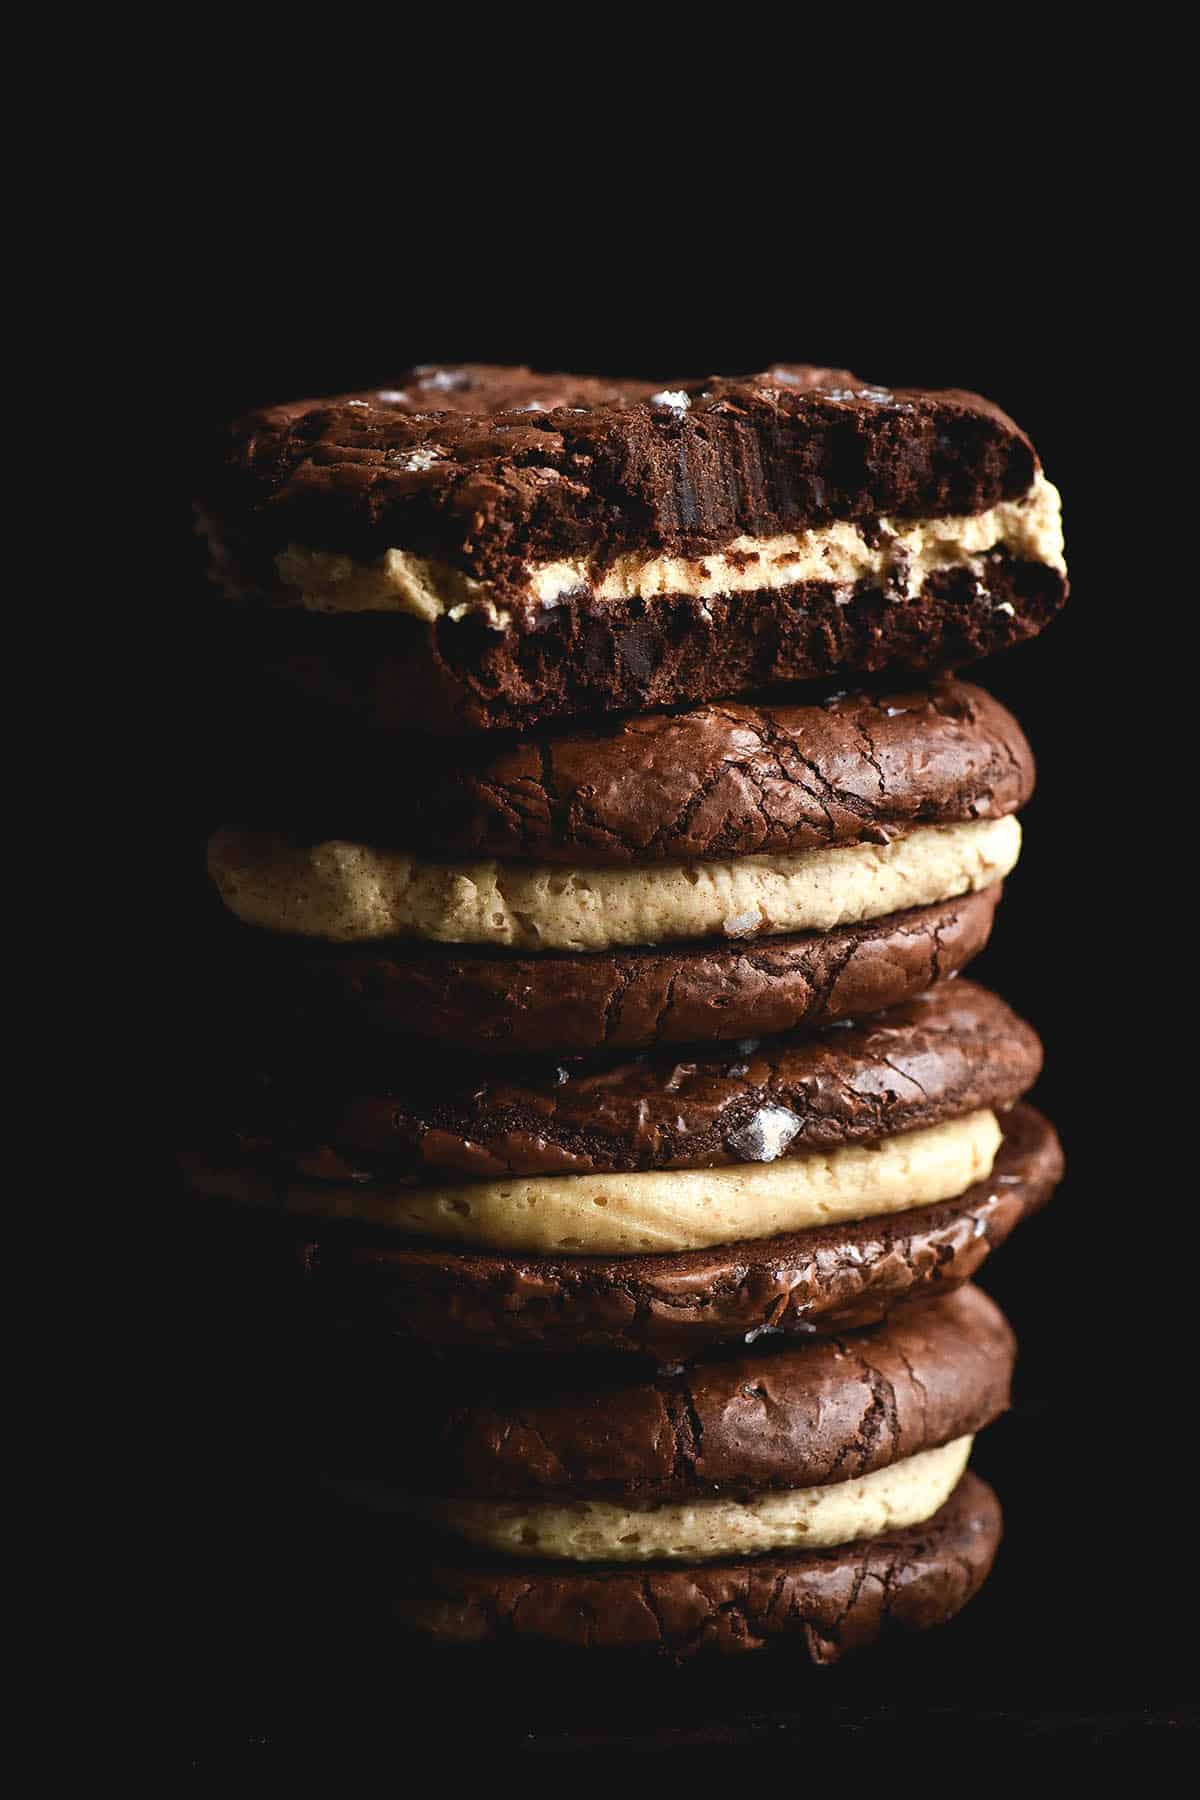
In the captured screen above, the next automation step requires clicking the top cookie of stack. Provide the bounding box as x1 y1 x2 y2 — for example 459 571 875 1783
199 362 1066 734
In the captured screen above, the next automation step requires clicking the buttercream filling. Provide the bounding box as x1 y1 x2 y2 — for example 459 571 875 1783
182 1109 1002 1254
271 475 1063 627
207 816 1021 952
340 1437 975 1563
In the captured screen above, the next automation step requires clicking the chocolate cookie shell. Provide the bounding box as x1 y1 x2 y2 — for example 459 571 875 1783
376 1473 1002 1661
224 888 1000 1057
209 980 1041 1185
264 1103 1059 1356
323 1285 1013 1503
231 678 1033 866
245 556 1063 735
204 365 1036 588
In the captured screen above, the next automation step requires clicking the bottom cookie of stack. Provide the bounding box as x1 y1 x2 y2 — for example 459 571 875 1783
317 1285 1011 1661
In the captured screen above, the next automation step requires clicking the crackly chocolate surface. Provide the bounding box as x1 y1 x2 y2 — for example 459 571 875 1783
203 364 1037 589
246 554 1064 735
323 1285 1012 1501
212 981 1041 1185
383 1473 1001 1660
248 1104 1058 1356
243 679 1033 865
222 888 1001 1057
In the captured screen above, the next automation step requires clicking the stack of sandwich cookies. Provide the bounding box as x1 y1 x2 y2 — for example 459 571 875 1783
191 362 1066 1662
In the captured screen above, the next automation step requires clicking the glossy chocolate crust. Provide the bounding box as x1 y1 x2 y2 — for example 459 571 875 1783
246 554 1064 735
384 1473 1001 1661
330 1286 1012 1502
244 679 1033 866
203 363 1037 589
225 888 1001 1057
263 1104 1058 1357
214 980 1042 1185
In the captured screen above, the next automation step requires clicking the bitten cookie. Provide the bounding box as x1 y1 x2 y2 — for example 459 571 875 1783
199 365 1066 733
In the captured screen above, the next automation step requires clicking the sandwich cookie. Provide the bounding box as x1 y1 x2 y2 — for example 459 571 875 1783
319 1285 1012 1660
206 679 1031 1055
181 982 1057 1355
199 364 1067 734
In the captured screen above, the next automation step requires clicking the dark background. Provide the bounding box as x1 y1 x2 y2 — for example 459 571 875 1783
171 194 1192 1767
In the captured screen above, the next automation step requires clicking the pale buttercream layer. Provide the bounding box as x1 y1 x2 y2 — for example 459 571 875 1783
356 1438 974 1563
208 816 1021 952
182 1110 1001 1254
273 475 1064 625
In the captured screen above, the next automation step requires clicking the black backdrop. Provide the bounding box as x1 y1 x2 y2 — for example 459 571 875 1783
171 217 1192 1764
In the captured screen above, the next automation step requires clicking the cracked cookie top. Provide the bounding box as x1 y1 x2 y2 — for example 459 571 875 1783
318 1285 1014 1501
243 677 1034 864
213 979 1042 1184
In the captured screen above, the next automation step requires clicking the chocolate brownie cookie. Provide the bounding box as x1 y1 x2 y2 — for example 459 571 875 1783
317 1287 1011 1659
196 980 1040 1187
230 677 1034 861
322 1282 1015 1496
219 889 1002 1058
200 364 1066 732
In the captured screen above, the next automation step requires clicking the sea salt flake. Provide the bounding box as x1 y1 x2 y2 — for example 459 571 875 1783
651 389 690 412
722 911 759 938
994 601 1015 616
744 1322 783 1344
389 446 443 472
418 369 469 392
727 1105 803 1163
376 389 410 404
